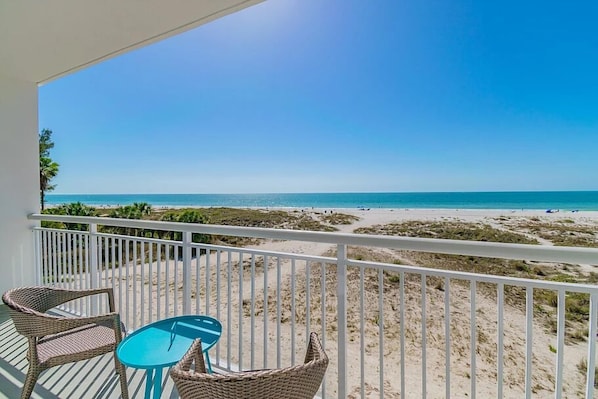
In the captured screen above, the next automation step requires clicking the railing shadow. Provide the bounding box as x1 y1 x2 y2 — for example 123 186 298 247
0 305 177 398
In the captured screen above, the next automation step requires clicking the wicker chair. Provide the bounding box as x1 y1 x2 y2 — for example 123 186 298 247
2 286 129 399
171 332 329 399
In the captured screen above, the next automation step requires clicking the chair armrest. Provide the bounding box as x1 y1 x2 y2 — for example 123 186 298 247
28 311 122 337
49 287 116 312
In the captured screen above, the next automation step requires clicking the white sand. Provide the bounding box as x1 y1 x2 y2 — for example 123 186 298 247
105 208 598 398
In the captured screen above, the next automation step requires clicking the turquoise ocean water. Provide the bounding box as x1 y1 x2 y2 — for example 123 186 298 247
46 191 598 211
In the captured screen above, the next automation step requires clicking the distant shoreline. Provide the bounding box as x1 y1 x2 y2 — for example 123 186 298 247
45 191 598 211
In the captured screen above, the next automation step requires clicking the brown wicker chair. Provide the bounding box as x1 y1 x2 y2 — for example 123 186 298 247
171 332 329 399
2 286 129 399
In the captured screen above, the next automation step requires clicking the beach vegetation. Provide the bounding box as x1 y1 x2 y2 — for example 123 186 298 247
354 220 538 244
108 202 152 220
39 129 59 210
384 271 401 284
41 202 96 230
513 219 598 248
319 212 360 225
158 209 210 243
352 220 598 340
103 202 153 237
577 357 598 387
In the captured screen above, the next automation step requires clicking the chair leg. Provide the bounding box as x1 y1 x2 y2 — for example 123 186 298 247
21 366 40 399
114 355 129 399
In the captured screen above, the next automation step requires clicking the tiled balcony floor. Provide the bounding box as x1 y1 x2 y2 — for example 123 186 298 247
0 305 178 399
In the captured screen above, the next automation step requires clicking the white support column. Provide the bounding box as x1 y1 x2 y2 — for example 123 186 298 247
0 75 39 294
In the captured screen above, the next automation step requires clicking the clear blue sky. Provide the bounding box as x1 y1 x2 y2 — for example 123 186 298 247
39 0 598 194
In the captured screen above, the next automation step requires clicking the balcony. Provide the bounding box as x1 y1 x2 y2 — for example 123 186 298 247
1 213 598 398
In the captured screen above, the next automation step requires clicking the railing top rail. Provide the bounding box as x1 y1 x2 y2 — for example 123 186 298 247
29 213 598 264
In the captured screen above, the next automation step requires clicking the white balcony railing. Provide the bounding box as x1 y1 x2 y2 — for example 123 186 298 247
28 214 598 398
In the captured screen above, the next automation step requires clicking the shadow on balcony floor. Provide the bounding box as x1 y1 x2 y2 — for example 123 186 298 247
0 305 178 398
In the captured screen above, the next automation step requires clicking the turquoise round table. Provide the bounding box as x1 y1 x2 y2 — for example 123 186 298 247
117 315 222 399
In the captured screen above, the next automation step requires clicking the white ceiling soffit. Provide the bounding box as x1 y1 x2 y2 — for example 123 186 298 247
0 0 264 85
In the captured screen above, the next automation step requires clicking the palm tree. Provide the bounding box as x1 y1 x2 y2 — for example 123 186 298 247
132 202 152 217
40 156 59 210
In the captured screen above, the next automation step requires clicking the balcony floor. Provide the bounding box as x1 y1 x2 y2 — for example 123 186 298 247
0 305 178 399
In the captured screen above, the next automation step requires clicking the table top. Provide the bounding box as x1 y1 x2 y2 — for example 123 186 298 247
117 315 222 369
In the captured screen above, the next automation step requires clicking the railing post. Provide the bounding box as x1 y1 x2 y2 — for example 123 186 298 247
89 223 99 314
183 231 192 315
336 244 348 399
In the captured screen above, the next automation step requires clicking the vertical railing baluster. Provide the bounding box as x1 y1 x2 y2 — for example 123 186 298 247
111 236 116 299
133 238 138 330
84 234 91 315
174 244 180 317
227 249 232 370
166 244 171 320
66 232 71 294
250 253 255 370
336 244 348 399
497 283 504 399
183 232 192 315
555 289 565 399
206 250 211 315
360 265 365 399
277 257 282 368
140 240 145 326
80 233 86 313
291 258 296 366
216 249 221 365
59 232 65 288
118 238 123 316
585 293 598 398
306 260 311 341
125 239 130 328
195 245 200 313
471 280 477 399
445 276 451 399
320 261 327 399
104 236 109 290
43 230 49 285
525 287 533 399
421 274 426 399
400 271 406 397
156 242 162 320
263 254 268 368
89 224 99 314
33 229 40 285
148 239 153 323
239 251 244 370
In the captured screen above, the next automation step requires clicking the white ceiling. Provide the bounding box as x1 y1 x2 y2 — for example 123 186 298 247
0 0 264 84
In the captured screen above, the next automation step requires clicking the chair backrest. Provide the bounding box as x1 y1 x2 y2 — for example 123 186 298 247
2 286 73 337
3 286 64 312
171 332 329 399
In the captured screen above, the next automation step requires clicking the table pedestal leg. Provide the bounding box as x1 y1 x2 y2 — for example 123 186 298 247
144 368 164 399
144 370 153 399
153 368 163 399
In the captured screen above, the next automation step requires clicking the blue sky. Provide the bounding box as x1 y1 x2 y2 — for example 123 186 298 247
39 0 598 194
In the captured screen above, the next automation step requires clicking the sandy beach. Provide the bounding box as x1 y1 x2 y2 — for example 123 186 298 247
100 207 598 398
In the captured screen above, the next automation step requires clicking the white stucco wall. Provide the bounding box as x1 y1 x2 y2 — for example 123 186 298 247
0 75 39 294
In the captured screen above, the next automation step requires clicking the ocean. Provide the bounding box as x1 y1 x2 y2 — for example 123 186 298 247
45 191 598 211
